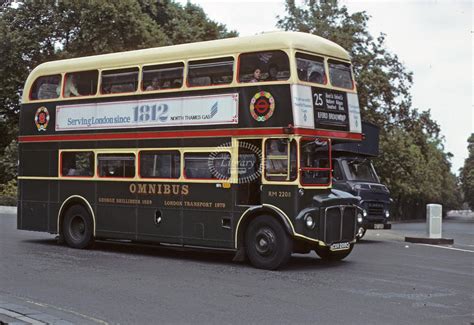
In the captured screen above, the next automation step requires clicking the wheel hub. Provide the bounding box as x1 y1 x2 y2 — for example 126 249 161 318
70 215 86 241
255 228 276 256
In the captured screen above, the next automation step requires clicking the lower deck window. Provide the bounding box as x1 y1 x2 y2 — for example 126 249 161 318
61 151 94 177
184 152 231 179
140 151 180 179
264 139 297 181
98 153 135 178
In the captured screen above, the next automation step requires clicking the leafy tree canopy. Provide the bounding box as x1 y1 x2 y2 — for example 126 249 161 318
278 0 462 218
0 0 237 184
460 134 474 209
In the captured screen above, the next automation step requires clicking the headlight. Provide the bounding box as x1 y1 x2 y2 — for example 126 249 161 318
357 213 363 223
385 210 390 218
363 209 368 217
304 213 315 229
352 184 362 191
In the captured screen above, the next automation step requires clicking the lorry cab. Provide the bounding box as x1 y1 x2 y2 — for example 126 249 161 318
331 156 391 239
331 122 392 240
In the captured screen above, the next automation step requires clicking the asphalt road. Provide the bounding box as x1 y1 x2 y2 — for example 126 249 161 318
1 212 473 325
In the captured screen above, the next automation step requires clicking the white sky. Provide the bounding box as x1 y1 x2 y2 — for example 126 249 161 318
179 0 473 174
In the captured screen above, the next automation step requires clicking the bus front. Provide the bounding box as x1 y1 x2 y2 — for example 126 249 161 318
265 48 363 260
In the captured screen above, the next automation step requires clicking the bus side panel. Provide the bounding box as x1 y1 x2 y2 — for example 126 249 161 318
18 179 49 232
95 182 137 240
18 142 58 232
181 183 234 249
137 204 183 244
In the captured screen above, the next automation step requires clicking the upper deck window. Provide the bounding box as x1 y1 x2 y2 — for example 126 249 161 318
239 50 290 83
142 63 184 91
101 67 139 94
328 60 353 89
30 74 61 100
187 57 234 87
64 70 98 98
296 52 326 84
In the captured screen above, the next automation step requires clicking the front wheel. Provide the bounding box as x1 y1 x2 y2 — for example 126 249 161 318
62 204 94 249
245 215 292 270
314 243 354 261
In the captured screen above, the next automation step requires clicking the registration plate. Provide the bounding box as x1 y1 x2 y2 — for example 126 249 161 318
330 242 350 251
374 224 384 229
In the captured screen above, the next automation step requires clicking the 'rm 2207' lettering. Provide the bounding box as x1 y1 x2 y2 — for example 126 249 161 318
133 104 169 123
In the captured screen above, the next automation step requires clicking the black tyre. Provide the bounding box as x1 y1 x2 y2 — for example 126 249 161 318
62 204 94 249
314 243 354 261
245 215 292 270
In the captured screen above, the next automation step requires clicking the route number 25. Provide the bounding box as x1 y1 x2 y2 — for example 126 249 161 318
313 93 324 106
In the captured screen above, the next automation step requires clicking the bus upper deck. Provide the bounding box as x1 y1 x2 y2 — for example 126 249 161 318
20 31 361 143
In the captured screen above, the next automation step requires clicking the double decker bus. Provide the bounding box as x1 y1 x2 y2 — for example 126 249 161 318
18 31 363 269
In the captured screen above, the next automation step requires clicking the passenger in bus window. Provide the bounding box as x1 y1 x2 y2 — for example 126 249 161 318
250 68 262 82
146 77 160 91
309 71 324 84
266 64 278 81
172 79 182 88
64 75 79 97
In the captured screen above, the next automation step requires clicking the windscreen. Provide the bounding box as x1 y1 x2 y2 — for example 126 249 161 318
300 138 331 186
342 159 379 182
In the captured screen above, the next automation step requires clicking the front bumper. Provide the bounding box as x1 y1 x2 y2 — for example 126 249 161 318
363 223 391 230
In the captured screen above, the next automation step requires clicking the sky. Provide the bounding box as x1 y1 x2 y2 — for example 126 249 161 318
178 0 473 175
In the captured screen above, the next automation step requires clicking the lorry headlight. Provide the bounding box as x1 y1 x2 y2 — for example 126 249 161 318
304 214 315 229
357 213 363 223
385 210 390 218
363 209 368 217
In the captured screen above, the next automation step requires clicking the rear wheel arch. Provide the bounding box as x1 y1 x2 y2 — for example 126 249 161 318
57 195 96 237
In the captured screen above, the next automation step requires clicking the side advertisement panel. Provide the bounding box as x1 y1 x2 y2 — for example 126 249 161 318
56 93 239 131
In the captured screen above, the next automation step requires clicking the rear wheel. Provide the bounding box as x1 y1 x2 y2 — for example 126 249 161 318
245 215 292 270
314 243 354 261
62 204 94 249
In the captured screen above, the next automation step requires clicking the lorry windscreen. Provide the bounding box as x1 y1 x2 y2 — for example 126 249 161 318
343 159 379 182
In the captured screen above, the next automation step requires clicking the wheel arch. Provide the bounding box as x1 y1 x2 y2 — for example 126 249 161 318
234 204 295 250
57 195 96 236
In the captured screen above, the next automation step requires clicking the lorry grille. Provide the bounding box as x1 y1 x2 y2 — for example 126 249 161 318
367 202 384 216
323 206 357 244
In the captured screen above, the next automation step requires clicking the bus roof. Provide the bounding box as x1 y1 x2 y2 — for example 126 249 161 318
24 31 350 88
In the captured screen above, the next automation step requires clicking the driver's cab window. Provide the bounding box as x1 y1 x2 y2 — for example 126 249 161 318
264 138 297 181
332 159 343 181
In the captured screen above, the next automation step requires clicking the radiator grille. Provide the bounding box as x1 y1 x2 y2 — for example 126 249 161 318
324 206 356 244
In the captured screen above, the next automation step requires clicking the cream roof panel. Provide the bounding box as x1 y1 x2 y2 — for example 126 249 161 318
23 31 351 101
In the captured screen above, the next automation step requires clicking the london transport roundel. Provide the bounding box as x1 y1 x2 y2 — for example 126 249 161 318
249 91 275 122
34 106 50 131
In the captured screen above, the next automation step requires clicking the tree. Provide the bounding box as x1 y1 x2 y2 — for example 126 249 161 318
460 134 474 209
278 0 462 218
0 0 237 190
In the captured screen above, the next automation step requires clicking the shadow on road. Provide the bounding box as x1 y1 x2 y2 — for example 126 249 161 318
355 239 382 245
22 238 349 271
